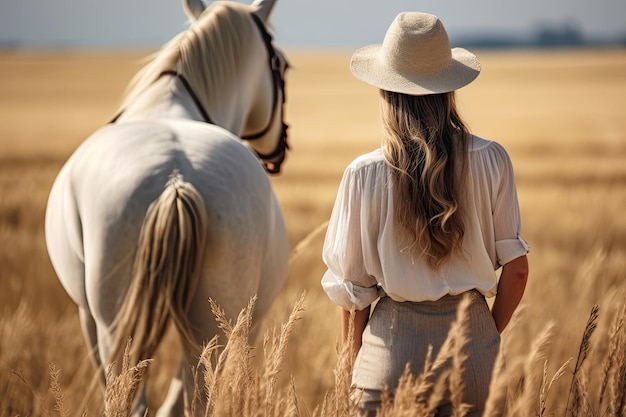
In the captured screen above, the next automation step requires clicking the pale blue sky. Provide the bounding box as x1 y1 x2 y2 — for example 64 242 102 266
1 0 625 48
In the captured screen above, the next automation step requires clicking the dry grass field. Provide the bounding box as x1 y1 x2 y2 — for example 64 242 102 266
1 47 626 416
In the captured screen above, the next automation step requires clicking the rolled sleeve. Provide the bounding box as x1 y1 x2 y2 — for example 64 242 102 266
496 235 530 266
321 270 379 311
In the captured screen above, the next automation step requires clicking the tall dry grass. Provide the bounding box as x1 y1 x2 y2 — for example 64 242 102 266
24 289 626 417
1 48 626 416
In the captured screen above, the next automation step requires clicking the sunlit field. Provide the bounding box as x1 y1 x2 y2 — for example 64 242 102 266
1 47 625 416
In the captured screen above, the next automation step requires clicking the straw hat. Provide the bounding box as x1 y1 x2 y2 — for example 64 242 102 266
350 12 481 96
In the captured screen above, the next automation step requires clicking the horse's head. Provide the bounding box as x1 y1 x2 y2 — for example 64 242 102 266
183 0 290 174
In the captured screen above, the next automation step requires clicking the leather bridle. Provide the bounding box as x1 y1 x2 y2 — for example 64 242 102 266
111 12 289 175
243 12 289 174
161 13 289 175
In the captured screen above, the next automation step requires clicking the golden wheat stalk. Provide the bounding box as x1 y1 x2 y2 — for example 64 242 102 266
565 304 599 417
103 338 152 417
189 294 309 417
538 358 571 417
190 335 220 415
207 296 256 417
509 322 554 417
332 307 359 417
48 363 68 417
262 292 306 416
607 298 626 417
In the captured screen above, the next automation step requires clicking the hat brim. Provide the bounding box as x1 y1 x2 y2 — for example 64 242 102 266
350 44 481 95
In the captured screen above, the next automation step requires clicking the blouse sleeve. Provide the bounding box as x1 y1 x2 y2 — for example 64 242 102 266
490 143 531 266
321 165 379 311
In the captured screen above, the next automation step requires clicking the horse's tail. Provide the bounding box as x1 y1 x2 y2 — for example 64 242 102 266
108 172 208 375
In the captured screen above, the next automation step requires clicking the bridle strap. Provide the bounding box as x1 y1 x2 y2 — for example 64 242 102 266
159 70 214 124
242 12 283 141
108 70 211 125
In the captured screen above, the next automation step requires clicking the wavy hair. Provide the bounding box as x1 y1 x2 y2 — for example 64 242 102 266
380 90 470 270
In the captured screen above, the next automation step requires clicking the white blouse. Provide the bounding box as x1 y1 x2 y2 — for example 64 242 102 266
321 135 530 311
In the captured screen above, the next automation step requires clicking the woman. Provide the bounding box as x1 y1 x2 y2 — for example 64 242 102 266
321 12 530 416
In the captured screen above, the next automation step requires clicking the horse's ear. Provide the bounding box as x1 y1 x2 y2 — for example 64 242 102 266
183 0 206 22
251 0 277 23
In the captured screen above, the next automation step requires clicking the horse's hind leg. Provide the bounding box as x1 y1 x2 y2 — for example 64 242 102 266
78 307 106 385
156 285 225 417
87 313 150 417
155 360 185 417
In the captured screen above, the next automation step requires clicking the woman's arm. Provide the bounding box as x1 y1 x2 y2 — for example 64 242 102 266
491 255 529 333
342 306 371 361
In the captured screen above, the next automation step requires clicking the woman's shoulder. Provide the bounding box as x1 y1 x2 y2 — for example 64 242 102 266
340 149 388 186
468 135 517 182
347 148 386 171
470 135 498 151
470 135 512 160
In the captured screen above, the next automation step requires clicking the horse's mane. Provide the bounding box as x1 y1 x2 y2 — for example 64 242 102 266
118 2 258 116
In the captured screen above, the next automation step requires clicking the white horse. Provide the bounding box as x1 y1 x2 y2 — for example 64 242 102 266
44 0 290 415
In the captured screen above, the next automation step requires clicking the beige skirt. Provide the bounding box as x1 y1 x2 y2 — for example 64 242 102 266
351 290 503 417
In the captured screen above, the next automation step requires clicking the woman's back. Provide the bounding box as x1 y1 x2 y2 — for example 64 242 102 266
322 136 529 308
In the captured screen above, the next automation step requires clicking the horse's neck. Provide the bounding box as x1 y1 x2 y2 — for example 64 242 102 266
116 76 245 134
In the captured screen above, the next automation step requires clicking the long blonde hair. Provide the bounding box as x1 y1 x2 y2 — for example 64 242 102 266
380 90 470 270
